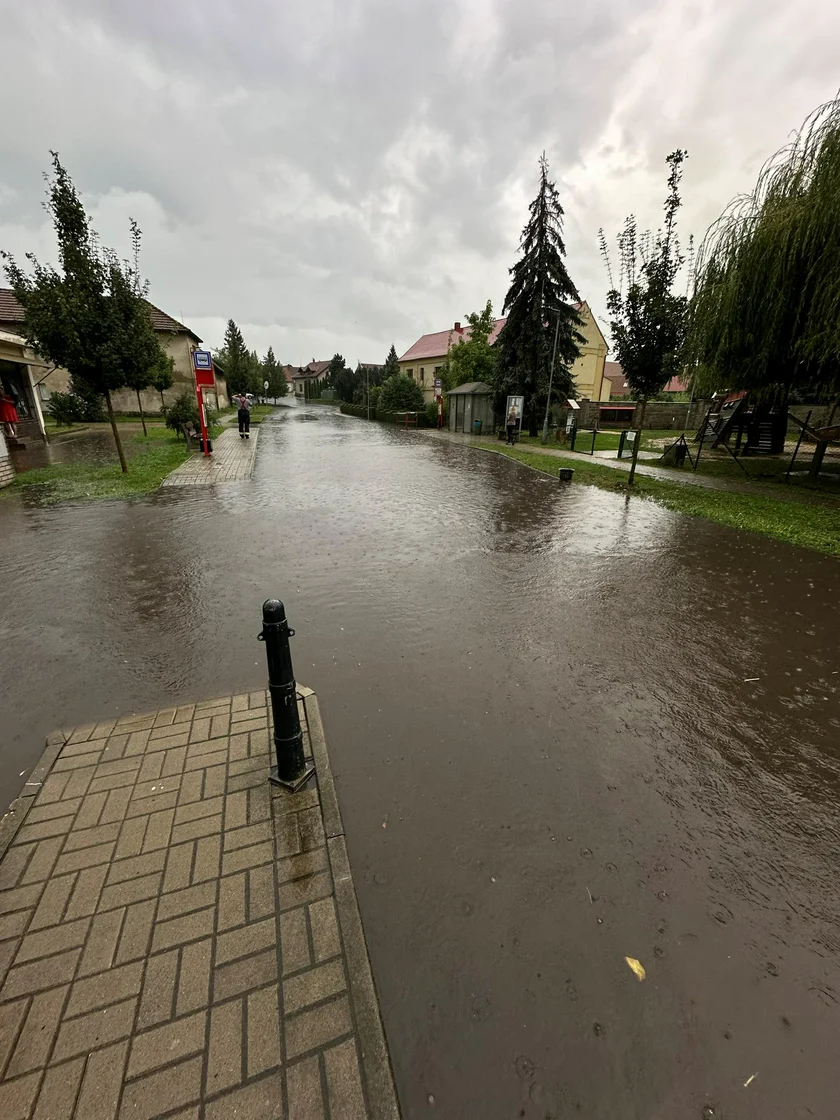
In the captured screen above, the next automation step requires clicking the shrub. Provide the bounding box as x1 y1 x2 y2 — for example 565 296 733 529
47 379 107 425
47 391 83 426
379 373 425 412
164 390 200 435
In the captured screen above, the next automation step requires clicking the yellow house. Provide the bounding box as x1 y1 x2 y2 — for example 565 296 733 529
398 301 610 404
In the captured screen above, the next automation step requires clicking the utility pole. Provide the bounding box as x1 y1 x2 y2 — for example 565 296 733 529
541 308 562 445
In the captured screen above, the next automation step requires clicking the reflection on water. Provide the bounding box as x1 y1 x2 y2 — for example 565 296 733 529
1 404 839 1118
10 426 148 472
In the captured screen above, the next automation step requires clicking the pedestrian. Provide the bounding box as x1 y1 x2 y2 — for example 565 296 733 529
0 391 18 439
506 405 518 445
237 394 251 440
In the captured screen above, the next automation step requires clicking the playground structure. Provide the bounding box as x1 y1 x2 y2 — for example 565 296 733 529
686 393 839 481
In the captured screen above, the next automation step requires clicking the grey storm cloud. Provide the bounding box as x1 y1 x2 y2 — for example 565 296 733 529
1 0 839 363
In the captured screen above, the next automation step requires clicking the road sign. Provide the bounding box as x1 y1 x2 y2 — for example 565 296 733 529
264 380 269 390
434 378 442 393
193 350 212 370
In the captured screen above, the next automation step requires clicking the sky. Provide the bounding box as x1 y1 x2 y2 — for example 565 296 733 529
0 0 838 366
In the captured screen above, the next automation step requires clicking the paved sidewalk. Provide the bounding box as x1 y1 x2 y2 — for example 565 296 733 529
161 427 258 487
0 690 398 1119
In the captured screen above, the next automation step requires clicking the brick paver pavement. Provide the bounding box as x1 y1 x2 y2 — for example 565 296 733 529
0 690 399 1119
161 427 259 487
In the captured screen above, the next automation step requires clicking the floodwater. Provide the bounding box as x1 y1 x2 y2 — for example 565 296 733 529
2 403 839 1119
10 424 149 472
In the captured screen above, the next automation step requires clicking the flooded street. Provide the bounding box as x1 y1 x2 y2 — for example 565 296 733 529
1 403 839 1119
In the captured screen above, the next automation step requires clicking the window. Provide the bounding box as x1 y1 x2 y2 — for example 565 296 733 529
434 366 442 374
407 369 414 379
419 368 425 383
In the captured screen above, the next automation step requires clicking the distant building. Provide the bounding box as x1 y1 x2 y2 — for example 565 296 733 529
398 302 610 404
603 361 630 397
603 360 690 398
292 359 331 398
0 288 228 426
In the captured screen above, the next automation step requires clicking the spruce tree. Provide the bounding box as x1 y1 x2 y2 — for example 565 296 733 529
382 344 400 380
495 155 584 435
222 319 249 394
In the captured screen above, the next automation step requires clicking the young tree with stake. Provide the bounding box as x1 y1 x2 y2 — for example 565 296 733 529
3 154 167 472
599 151 689 485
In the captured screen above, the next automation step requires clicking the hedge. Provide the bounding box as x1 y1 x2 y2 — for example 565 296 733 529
339 403 436 427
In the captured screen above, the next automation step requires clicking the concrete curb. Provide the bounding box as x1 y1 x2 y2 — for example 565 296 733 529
0 731 68 862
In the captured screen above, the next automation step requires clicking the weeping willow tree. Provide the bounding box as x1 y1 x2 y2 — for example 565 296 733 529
688 96 840 405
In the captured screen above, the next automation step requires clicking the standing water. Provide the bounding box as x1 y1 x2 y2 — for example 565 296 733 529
1 403 838 1118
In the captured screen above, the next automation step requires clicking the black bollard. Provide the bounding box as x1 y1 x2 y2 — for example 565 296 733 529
258 598 315 792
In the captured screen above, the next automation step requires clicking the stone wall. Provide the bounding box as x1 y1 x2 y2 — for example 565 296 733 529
557 398 710 431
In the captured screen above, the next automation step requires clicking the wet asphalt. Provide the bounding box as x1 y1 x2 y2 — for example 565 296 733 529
1 402 839 1119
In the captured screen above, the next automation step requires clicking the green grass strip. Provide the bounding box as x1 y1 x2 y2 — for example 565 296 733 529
474 444 840 557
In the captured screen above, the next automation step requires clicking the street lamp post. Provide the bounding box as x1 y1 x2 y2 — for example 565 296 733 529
541 309 562 445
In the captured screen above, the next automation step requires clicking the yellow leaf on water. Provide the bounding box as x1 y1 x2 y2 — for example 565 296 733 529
625 956 646 981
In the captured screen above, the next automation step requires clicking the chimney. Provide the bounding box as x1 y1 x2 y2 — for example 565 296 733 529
454 322 462 333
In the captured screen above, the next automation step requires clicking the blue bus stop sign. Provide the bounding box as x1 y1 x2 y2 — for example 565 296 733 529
193 350 213 371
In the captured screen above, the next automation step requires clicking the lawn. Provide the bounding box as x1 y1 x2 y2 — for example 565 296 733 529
5 429 192 504
475 444 840 557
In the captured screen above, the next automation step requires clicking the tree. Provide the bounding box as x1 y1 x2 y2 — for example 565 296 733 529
262 346 287 399
379 372 425 412
327 353 359 402
150 351 174 412
495 154 585 436
382 344 401 381
446 301 498 389
600 150 689 484
688 97 840 406
2 153 167 472
218 320 249 395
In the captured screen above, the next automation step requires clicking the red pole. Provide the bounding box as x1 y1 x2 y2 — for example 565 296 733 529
197 385 210 456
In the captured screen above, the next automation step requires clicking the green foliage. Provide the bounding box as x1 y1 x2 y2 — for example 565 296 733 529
495 155 585 435
368 385 381 412
1 154 169 469
326 353 357 402
382 344 400 380
600 151 689 403
46 392 83 426
262 346 288 398
217 320 250 395
447 301 498 388
379 372 425 412
164 389 200 435
688 97 840 400
424 400 446 426
149 352 174 396
46 375 108 425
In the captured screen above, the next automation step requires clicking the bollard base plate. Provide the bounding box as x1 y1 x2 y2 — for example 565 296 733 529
269 764 315 793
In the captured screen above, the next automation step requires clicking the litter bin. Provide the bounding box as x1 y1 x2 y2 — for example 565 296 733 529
472 419 483 435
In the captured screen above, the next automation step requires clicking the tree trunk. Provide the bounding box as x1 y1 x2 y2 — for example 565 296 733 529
159 390 166 413
105 389 128 473
627 397 647 487
528 399 538 438
136 390 147 437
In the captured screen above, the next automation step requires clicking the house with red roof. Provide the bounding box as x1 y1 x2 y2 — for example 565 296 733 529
398 302 611 404
0 288 229 432
292 359 331 398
